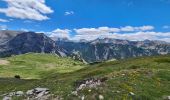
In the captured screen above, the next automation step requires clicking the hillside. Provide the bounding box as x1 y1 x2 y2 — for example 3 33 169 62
0 53 170 100
0 53 84 79
0 31 68 57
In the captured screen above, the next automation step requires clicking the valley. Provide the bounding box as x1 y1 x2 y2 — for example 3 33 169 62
0 31 170 100
0 53 170 100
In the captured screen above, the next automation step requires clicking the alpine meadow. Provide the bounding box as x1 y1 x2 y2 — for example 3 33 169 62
0 0 170 100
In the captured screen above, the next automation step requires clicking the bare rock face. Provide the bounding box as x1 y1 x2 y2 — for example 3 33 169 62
0 31 67 57
0 30 23 45
56 38 170 63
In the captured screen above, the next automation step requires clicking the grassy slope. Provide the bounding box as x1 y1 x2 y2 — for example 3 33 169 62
0 53 170 100
0 53 84 79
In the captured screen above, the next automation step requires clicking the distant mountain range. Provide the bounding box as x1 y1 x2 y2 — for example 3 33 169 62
0 30 170 63
56 38 170 63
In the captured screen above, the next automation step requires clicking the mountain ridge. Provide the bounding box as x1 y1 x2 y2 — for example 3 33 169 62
0 31 67 57
57 38 170 63
0 30 170 63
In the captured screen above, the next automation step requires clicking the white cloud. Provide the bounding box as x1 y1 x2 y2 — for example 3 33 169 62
0 0 53 21
74 27 120 35
49 29 71 40
74 26 154 36
48 26 170 42
72 26 170 42
120 26 154 32
0 18 9 22
0 25 7 30
64 11 74 16
138 26 154 31
72 31 170 42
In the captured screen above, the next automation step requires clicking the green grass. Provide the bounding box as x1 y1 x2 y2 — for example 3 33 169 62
0 53 85 79
0 53 170 100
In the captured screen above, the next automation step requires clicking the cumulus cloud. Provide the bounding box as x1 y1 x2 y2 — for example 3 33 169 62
120 26 154 32
49 29 71 40
72 31 170 42
0 0 53 21
74 27 120 35
0 18 9 22
49 26 170 42
74 26 154 35
64 11 74 16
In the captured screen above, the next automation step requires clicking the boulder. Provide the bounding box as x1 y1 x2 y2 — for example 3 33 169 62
34 88 49 94
15 91 24 96
26 89 34 95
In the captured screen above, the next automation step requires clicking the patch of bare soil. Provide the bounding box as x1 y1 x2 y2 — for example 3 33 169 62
0 60 10 65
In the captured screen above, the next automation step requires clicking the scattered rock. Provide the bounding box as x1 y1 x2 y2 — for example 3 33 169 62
71 91 78 96
3 96 11 100
34 88 49 93
129 92 135 96
26 87 50 99
99 94 104 100
168 96 170 100
15 91 24 96
163 96 170 100
8 92 15 97
75 77 108 91
26 90 34 95
2 87 51 100
72 77 108 97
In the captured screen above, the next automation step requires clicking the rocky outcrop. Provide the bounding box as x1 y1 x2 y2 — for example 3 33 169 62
72 77 108 96
2 88 61 100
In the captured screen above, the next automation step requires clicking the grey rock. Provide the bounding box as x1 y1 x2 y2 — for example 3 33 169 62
8 92 15 97
75 77 107 91
3 96 12 100
34 88 49 93
15 91 24 96
37 91 46 98
164 96 170 100
26 89 34 95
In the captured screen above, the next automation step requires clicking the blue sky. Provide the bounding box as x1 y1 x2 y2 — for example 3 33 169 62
0 0 170 41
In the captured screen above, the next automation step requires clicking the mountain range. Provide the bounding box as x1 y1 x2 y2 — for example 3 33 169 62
0 30 170 63
57 38 170 63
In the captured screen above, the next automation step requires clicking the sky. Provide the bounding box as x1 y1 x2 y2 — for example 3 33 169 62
0 0 170 41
